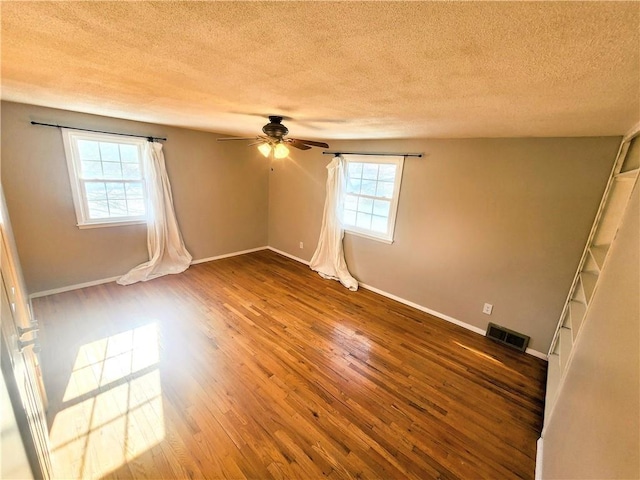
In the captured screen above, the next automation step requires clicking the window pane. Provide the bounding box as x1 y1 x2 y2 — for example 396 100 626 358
378 164 396 181
125 183 144 199
85 182 107 200
362 163 379 180
103 162 123 179
108 199 128 216
340 157 403 242
87 200 110 219
373 199 390 217
81 161 103 179
346 178 361 194
360 180 377 196
100 142 120 162
105 182 126 200
377 181 395 199
356 212 372 229
66 131 149 226
128 199 146 216
344 194 358 211
357 197 374 214
122 163 141 180
371 215 388 233
343 210 356 226
347 162 363 178
78 140 100 160
120 144 138 163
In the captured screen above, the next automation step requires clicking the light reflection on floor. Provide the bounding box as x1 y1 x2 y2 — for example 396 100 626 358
454 340 509 367
49 323 165 479
331 323 373 369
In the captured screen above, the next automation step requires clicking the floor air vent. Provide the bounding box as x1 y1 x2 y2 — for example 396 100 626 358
486 323 529 352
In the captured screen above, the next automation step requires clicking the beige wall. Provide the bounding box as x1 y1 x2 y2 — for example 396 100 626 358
541 183 639 478
1 101 269 293
0 100 620 352
268 137 619 352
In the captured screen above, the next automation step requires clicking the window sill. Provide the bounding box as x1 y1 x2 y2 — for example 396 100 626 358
344 229 394 244
77 219 146 229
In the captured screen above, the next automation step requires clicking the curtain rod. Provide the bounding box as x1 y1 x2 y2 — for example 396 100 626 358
30 121 167 141
322 151 422 158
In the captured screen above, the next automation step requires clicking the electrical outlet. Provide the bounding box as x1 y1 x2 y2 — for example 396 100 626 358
482 303 493 315
299 242 304 249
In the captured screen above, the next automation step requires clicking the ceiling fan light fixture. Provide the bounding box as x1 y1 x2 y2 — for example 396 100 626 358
257 142 272 157
273 143 289 159
217 116 328 154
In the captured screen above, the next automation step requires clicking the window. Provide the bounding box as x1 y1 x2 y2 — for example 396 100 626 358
342 155 404 243
62 129 148 228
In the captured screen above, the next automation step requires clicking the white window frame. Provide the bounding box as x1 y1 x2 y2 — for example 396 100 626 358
342 155 405 244
62 129 148 229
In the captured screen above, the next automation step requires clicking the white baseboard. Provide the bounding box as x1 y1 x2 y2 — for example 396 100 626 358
535 436 544 480
358 281 486 335
28 244 548 360
525 347 548 360
267 246 310 265
30 275 122 299
358 282 547 360
191 246 268 265
269 247 547 361
29 246 270 299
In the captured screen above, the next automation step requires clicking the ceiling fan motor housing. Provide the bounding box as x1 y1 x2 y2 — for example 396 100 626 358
263 116 289 139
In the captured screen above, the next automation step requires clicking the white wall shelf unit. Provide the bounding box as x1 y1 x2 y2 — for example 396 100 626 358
543 133 639 428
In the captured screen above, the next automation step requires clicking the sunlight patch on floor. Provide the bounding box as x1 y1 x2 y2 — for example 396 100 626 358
49 323 165 479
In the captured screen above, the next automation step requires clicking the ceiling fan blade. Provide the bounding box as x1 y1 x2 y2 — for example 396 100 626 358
217 137 261 141
290 138 329 148
286 139 312 150
247 140 267 146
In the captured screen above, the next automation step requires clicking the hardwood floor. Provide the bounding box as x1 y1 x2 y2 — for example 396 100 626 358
33 250 546 479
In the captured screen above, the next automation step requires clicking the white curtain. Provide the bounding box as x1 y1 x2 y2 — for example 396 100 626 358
117 141 192 285
310 155 358 291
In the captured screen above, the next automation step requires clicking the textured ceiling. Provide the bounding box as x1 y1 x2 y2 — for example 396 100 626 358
1 1 639 139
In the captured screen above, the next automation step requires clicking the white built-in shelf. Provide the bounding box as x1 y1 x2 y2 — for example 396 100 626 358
588 244 609 272
571 278 586 304
543 134 639 431
580 272 598 304
593 179 636 245
569 301 586 342
559 327 573 371
615 168 640 179
544 353 561 422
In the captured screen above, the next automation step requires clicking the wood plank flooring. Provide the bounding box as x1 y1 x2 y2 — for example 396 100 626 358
33 250 547 479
